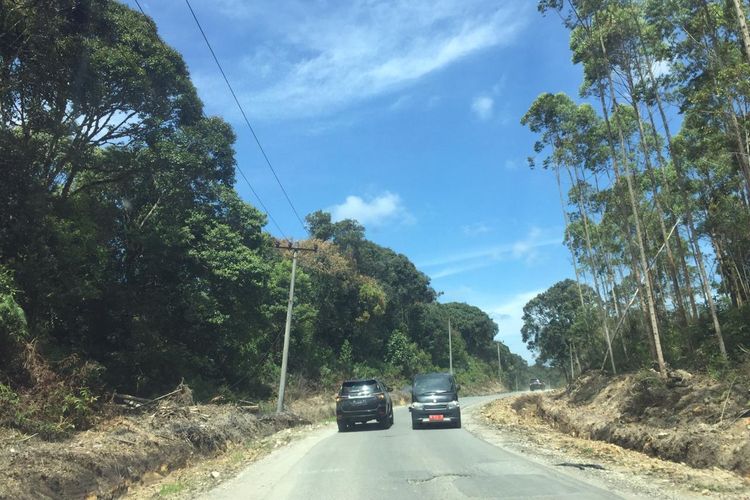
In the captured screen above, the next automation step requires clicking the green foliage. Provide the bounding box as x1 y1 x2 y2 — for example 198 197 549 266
159 482 187 496
0 346 102 439
0 267 27 354
522 280 602 375
0 384 20 424
386 330 433 376
524 0 750 377
339 340 353 369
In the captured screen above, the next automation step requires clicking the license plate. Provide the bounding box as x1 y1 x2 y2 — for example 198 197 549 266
428 414 444 422
352 399 365 405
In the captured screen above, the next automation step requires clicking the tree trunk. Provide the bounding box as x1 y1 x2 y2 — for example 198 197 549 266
555 165 587 309
732 0 750 66
635 17 728 361
598 31 666 374
624 80 689 335
567 165 616 374
569 343 575 381
634 63 694 326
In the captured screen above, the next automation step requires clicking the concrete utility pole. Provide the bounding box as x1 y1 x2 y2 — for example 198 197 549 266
496 343 502 379
448 317 453 375
275 241 316 414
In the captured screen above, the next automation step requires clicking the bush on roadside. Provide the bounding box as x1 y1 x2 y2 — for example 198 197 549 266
0 342 102 439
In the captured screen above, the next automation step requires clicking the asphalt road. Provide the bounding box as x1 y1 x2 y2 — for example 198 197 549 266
203 395 620 499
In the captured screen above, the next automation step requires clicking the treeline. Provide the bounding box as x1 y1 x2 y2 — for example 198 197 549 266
0 0 526 434
520 0 750 379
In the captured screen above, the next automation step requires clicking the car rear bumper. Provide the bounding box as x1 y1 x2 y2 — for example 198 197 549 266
336 405 388 422
410 406 460 424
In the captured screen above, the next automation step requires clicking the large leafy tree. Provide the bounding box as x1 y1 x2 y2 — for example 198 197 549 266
0 0 274 395
521 280 601 377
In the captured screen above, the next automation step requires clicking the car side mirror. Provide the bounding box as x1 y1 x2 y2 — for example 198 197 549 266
456 384 461 392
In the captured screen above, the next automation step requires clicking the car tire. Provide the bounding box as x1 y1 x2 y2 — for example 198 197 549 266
389 410 394 427
337 421 348 432
454 418 462 429
411 418 419 430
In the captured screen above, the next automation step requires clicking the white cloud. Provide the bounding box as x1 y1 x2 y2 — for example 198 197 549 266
488 289 545 350
330 191 413 227
420 226 561 278
462 222 492 236
431 261 491 279
388 94 412 111
198 1 531 121
470 75 507 122
651 59 672 78
629 60 671 87
440 286 544 362
471 95 494 120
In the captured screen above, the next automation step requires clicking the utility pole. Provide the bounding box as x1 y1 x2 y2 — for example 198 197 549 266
448 317 453 375
496 342 502 380
275 240 316 414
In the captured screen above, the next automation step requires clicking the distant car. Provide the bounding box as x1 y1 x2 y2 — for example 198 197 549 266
529 378 545 391
409 372 461 429
335 378 393 432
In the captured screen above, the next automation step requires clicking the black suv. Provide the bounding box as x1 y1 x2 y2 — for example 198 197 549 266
409 372 461 429
335 378 393 432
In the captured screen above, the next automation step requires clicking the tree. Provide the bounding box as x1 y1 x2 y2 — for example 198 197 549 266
521 280 603 377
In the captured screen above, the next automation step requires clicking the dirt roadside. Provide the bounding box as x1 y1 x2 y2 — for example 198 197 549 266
471 385 750 499
0 388 413 500
125 390 414 499
0 403 309 500
124 421 333 500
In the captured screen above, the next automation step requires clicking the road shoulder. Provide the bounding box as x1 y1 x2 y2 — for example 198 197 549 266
125 421 336 500
464 393 750 499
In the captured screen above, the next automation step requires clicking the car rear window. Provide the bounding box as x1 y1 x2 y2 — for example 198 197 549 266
413 374 453 393
340 380 379 395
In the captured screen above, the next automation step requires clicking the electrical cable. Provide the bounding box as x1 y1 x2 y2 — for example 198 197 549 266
184 0 308 233
133 0 290 241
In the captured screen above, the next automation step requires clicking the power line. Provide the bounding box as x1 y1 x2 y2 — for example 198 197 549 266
132 0 290 241
236 169 290 240
184 0 308 233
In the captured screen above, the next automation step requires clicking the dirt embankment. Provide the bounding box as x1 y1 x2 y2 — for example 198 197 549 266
488 371 750 476
0 402 308 500
0 385 411 500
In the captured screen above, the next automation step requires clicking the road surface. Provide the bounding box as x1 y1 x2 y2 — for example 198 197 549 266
203 395 620 499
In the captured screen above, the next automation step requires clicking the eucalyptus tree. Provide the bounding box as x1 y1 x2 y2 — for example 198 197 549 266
535 0 750 365
522 92 618 373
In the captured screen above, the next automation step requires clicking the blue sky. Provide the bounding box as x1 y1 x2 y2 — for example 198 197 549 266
125 0 586 362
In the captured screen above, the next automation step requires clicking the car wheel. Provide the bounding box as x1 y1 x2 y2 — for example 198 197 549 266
454 418 462 429
389 410 394 427
379 416 391 429
337 421 348 432
411 418 419 430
